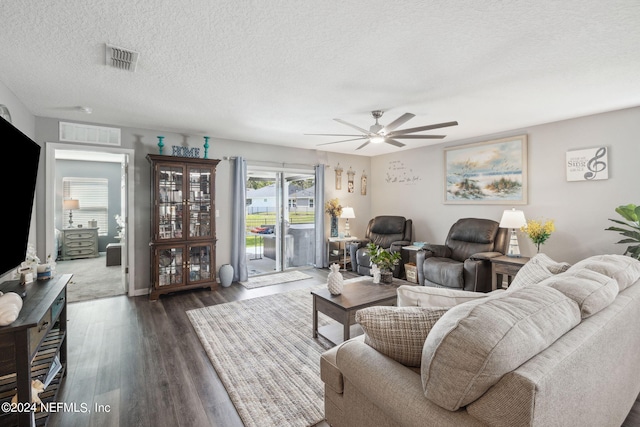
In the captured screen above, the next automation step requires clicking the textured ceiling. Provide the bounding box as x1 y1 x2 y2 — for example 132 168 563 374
1 1 639 156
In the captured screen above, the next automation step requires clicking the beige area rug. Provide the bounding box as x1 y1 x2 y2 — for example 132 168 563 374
187 276 370 427
54 253 125 303
240 269 312 289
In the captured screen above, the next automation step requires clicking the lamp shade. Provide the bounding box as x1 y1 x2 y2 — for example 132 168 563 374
63 199 80 210
499 208 526 228
340 207 355 219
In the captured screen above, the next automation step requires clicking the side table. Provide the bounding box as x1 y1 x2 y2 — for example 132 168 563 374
490 255 530 290
401 245 426 281
327 237 358 270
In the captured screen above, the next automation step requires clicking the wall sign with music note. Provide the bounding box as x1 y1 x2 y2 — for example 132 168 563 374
566 147 609 181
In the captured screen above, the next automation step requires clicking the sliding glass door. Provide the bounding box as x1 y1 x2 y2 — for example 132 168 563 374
245 167 315 276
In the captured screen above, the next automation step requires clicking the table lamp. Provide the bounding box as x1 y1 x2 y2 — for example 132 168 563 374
340 207 355 237
63 199 80 228
499 208 526 257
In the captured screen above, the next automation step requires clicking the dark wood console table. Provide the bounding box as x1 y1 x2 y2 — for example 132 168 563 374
0 274 71 427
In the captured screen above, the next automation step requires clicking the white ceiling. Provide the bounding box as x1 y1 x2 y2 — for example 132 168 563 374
1 1 639 156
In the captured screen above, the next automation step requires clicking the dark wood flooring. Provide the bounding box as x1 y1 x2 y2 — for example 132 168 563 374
48 267 344 427
47 268 640 427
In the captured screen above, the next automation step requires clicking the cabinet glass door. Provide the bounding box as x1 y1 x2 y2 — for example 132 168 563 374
157 164 184 240
188 244 213 282
188 167 213 239
157 247 184 286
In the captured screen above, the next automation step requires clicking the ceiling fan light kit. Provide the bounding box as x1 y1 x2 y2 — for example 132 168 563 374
308 110 458 150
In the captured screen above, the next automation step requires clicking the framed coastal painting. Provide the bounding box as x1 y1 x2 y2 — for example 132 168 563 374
444 135 528 204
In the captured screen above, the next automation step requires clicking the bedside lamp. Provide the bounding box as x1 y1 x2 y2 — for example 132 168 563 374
63 199 80 228
499 208 526 257
340 207 355 237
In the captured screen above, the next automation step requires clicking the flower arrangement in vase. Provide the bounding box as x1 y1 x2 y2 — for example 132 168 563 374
521 218 555 253
325 198 342 238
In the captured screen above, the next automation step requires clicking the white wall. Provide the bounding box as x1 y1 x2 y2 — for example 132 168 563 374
33 117 372 292
30 106 640 291
371 107 640 264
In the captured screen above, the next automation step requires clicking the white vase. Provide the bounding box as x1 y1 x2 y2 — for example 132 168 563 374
371 264 381 284
327 263 344 295
219 264 233 287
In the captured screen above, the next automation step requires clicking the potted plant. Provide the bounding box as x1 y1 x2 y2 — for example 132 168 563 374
605 203 640 260
366 242 401 284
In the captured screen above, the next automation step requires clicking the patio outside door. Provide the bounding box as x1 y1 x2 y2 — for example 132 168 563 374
245 168 315 277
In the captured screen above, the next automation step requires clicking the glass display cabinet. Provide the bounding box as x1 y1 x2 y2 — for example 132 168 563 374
147 154 220 300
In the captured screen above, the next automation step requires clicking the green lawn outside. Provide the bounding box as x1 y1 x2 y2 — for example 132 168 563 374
245 212 315 247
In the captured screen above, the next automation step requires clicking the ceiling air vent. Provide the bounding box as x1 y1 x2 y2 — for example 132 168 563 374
105 43 139 72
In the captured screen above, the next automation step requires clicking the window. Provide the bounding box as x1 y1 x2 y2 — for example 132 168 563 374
63 177 109 236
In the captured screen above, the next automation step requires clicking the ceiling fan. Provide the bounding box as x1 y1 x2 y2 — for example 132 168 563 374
306 110 458 150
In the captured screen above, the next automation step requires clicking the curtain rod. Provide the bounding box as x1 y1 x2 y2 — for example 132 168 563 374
223 156 323 169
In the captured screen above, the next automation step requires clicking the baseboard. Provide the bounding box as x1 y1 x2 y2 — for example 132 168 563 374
131 287 150 297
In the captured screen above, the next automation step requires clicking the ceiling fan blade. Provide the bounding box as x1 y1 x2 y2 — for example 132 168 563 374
390 134 446 139
388 121 458 136
356 140 370 150
384 138 406 148
317 137 367 146
304 133 364 137
334 118 371 134
380 113 415 134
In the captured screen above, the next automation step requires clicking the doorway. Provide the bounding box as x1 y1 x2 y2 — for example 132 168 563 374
45 143 135 299
245 167 315 277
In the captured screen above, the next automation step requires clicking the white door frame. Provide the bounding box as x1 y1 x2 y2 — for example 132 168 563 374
45 142 136 297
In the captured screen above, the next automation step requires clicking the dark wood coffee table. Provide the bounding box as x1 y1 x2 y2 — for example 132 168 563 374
311 277 408 345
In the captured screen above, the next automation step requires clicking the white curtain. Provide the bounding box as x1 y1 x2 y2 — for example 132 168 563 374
314 164 326 268
231 157 248 282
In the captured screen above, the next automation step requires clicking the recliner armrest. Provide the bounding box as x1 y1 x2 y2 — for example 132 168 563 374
389 240 411 252
423 244 451 258
348 239 369 249
469 251 504 261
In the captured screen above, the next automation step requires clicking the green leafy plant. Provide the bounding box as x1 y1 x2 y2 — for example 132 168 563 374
366 242 401 271
606 204 640 260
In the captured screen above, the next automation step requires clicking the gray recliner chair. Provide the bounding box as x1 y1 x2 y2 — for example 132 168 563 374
348 216 412 277
416 218 508 293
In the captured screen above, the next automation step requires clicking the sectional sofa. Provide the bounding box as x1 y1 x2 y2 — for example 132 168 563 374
321 254 640 426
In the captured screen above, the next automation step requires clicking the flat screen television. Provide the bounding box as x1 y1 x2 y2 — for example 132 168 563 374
0 117 41 279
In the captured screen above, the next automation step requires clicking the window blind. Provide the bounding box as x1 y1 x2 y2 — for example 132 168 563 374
63 177 109 235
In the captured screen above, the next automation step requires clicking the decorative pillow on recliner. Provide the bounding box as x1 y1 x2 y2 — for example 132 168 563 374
355 306 449 367
421 286 580 411
567 254 640 291
508 253 571 290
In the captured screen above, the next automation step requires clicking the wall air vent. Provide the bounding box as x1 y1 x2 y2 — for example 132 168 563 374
105 43 139 72
59 121 122 146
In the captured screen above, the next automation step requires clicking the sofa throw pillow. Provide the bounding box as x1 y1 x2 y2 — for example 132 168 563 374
356 306 449 368
421 286 580 411
508 253 571 290
568 254 640 291
396 285 501 308
540 268 618 318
